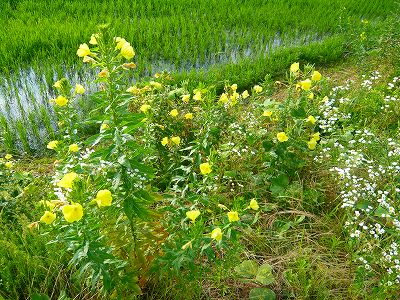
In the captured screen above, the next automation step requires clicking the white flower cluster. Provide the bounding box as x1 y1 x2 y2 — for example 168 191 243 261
361 71 381 90
315 77 400 287
324 132 400 286
387 76 399 90
318 83 352 133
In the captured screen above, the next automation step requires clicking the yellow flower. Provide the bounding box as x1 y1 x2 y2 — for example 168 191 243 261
231 92 239 101
161 137 169 146
300 79 312 91
5 162 12 169
184 113 193 120
75 84 85 94
313 132 320 141
227 211 240 222
231 83 238 91
62 203 83 223
89 34 98 45
122 62 137 69
55 95 68 107
57 172 78 189
219 93 228 104
193 91 202 101
95 189 112 207
253 85 263 93
200 162 212 175
98 69 109 78
210 227 223 241
181 94 190 103
277 132 288 142
101 123 110 131
311 71 322 81
249 199 259 210
308 138 317 150
69 143 79 153
290 62 300 73
186 210 200 223
40 211 56 225
140 104 151 113
263 110 273 117
121 42 135 60
115 37 127 50
242 90 249 99
4 154 12 160
308 92 314 100
170 136 181 145
27 222 39 230
53 80 62 89
149 81 162 89
306 115 316 125
77 43 91 57
47 140 59 150
169 109 179 117
127 86 140 94
83 55 95 63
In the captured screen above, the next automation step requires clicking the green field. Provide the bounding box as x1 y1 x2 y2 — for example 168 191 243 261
0 0 397 154
0 0 395 71
1 1 400 299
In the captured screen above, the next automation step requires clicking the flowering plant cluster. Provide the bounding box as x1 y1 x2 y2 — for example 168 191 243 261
314 73 400 296
8 26 398 299
29 28 331 297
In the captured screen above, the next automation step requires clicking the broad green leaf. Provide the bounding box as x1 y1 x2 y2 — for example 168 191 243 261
291 106 306 118
270 174 289 194
249 288 276 300
256 263 275 285
271 174 289 187
374 206 389 217
234 260 259 278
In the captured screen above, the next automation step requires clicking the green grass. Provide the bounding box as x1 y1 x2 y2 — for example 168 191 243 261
0 0 396 75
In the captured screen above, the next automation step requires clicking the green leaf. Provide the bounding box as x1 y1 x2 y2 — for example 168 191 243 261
356 200 370 210
31 294 50 300
271 174 289 187
256 263 275 285
291 106 306 118
249 288 276 300
224 171 237 178
118 155 131 168
234 260 259 278
123 194 149 220
374 206 389 217
270 173 289 195
262 140 274 151
57 290 71 300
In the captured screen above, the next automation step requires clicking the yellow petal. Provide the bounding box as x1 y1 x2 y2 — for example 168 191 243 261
62 203 83 223
186 210 200 222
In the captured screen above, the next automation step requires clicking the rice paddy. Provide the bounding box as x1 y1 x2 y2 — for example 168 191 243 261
0 0 396 153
